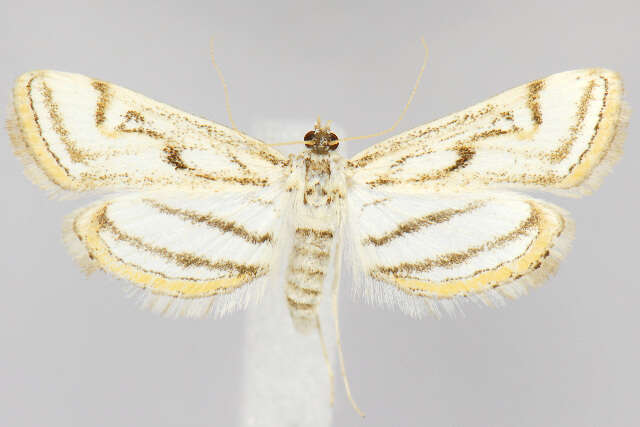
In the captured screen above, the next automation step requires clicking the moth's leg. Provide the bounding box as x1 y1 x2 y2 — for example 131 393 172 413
315 315 335 406
331 238 365 417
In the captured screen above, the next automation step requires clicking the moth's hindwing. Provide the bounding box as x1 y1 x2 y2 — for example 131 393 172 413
64 189 286 317
346 188 573 317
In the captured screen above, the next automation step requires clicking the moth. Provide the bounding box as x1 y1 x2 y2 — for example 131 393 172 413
8 68 627 413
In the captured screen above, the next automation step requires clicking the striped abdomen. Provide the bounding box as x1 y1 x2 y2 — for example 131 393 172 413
286 227 334 334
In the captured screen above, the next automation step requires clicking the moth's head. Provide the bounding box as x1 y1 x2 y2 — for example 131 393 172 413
304 119 339 153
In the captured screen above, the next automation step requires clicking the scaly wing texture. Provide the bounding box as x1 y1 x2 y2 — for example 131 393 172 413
64 188 287 318
345 187 573 317
349 69 628 196
8 70 288 196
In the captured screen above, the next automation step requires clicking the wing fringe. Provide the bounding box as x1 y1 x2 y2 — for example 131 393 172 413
561 101 630 197
6 95 77 199
122 277 268 319
62 206 100 274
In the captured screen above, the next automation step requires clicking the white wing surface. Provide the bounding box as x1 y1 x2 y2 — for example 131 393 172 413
349 69 627 196
345 187 573 317
9 70 288 196
64 187 287 318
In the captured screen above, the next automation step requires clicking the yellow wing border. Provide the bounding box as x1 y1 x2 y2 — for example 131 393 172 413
7 73 74 198
349 199 575 318
62 202 270 318
565 83 629 196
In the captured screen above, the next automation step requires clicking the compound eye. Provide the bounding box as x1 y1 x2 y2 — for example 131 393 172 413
328 133 339 150
303 130 316 141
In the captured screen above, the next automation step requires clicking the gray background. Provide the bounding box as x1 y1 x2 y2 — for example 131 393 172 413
1 1 639 426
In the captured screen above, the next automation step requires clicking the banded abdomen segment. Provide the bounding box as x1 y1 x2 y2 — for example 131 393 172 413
285 227 334 334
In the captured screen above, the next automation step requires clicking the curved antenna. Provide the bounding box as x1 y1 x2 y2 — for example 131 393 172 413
341 37 429 143
267 38 429 147
210 37 239 132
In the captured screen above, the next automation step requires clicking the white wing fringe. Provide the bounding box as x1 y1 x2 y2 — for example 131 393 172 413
122 277 268 319
61 206 100 274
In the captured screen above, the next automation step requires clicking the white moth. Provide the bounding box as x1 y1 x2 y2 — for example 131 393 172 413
8 68 628 413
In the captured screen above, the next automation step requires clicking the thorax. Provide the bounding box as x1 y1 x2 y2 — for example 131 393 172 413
286 150 347 223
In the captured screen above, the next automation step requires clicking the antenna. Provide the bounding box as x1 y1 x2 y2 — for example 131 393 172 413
267 37 429 147
341 37 429 143
210 37 239 132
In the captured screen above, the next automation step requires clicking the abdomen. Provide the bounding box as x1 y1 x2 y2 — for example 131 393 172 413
285 226 335 333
